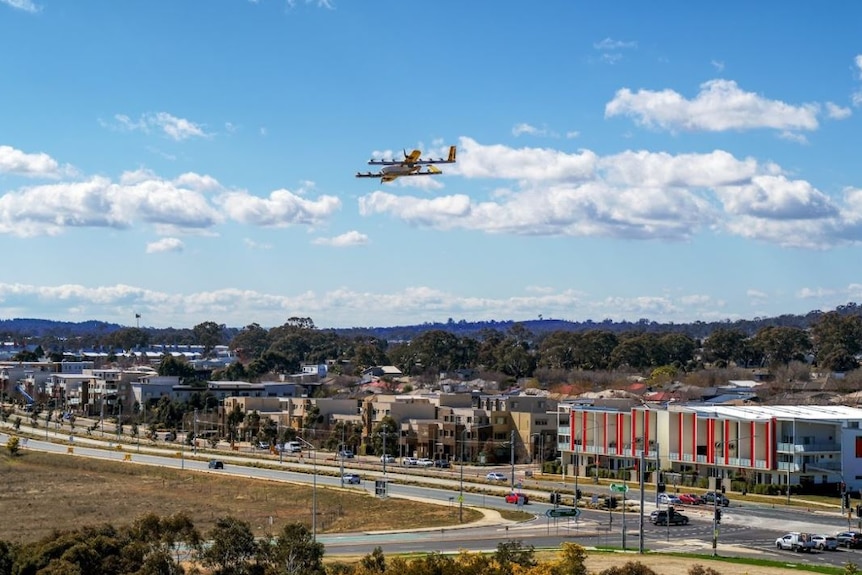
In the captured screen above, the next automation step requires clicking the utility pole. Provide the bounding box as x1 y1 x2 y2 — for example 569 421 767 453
382 425 387 475
193 408 198 455
339 426 345 487
638 449 645 554
459 429 465 523
712 480 719 556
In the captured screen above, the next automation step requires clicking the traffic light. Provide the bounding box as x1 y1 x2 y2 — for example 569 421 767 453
657 482 666 493
844 493 851 508
608 496 618 509
714 508 722 523
856 504 862 518
668 505 674 519
550 492 561 505
576 489 582 500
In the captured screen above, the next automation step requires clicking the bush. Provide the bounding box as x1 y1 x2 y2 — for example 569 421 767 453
6 436 20 456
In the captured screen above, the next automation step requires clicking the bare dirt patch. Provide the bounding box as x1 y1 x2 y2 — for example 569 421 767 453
0 449 481 544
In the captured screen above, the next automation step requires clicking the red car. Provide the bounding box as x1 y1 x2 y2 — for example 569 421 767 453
505 492 528 504
677 493 702 505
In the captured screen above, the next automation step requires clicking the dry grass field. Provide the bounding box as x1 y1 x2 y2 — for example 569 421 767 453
0 448 482 544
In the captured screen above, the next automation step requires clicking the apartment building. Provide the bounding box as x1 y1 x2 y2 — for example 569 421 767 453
558 402 862 490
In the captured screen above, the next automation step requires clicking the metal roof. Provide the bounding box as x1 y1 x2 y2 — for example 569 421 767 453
677 404 862 421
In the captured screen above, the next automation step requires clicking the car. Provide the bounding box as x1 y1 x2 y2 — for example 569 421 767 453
401 457 418 466
337 450 354 459
258 441 270 449
775 532 815 552
836 531 862 548
649 510 689 526
701 492 730 506
505 492 528 504
208 460 224 469
811 535 838 551
279 441 302 453
434 459 451 468
677 493 703 505
657 493 682 505
486 472 508 482
380 454 396 463
342 473 361 485
416 458 434 467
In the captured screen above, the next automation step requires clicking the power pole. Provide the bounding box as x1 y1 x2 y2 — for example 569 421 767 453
510 429 516 491
382 425 387 475
638 449 645 554
193 408 198 455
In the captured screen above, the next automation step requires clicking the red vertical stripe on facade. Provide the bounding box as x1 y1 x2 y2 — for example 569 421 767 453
617 414 623 455
707 419 713 463
678 412 683 461
570 409 575 451
644 410 650 453
631 410 637 457
583 413 588 451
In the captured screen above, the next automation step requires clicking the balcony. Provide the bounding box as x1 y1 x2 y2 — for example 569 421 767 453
777 442 840 453
777 462 802 472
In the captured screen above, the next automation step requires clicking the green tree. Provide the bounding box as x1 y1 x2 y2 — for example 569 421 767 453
202 516 258 575
6 436 20 456
193 321 226 358
259 523 324 575
751 326 811 367
493 540 536 575
811 312 862 371
703 327 748 365
369 417 398 456
157 355 197 383
229 323 271 362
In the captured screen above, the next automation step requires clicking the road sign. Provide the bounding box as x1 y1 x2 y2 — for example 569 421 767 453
546 507 580 518
610 483 629 493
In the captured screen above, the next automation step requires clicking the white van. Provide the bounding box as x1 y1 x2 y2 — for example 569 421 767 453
281 441 302 453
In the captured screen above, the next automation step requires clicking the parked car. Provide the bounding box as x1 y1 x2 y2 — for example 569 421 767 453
416 458 434 467
401 457 418 466
337 450 354 459
649 510 689 526
701 492 730 506
836 531 862 548
775 532 815 552
342 473 361 485
657 493 682 505
380 454 396 463
505 492 528 504
208 460 224 469
486 472 507 482
811 535 838 551
278 442 302 453
677 493 702 505
434 459 450 468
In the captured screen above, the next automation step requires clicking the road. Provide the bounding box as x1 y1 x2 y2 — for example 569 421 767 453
3 424 862 568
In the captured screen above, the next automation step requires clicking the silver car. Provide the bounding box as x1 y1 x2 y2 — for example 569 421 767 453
811 534 838 551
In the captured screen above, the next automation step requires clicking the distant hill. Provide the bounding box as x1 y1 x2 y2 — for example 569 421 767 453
1 302 861 343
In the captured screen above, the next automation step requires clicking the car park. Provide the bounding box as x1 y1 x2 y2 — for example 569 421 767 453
505 492 528 504
836 531 862 548
208 460 224 469
811 535 838 551
649 510 689 525
342 473 361 485
775 532 815 552
486 472 507 482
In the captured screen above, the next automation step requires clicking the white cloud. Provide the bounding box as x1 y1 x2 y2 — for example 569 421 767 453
217 187 341 227
778 131 809 145
594 38 637 50
746 289 768 299
600 53 623 65
243 238 272 250
0 0 40 12
260 127 268 136
286 0 335 9
312 230 369 247
146 237 184 254
826 102 852 119
513 123 541 137
605 79 820 133
565 131 580 139
711 60 725 72
107 112 210 141
856 55 862 79
0 145 72 178
360 137 862 249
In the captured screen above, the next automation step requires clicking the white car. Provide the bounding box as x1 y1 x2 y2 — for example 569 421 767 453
416 458 434 467
811 534 838 551
380 454 396 463
486 472 507 482
657 493 682 505
401 457 418 466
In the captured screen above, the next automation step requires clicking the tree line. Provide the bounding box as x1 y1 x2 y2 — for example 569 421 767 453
0 516 741 575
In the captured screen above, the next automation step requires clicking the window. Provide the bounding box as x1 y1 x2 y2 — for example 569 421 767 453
856 437 862 458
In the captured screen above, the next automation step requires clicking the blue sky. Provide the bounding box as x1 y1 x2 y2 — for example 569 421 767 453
2 1 862 330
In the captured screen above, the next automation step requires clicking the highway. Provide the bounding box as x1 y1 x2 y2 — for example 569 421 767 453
3 425 862 568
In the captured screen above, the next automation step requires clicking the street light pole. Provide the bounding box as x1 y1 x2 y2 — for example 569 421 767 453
296 435 317 542
459 428 466 523
510 429 516 491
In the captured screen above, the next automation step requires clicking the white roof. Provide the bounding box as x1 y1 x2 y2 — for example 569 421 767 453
681 404 862 421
